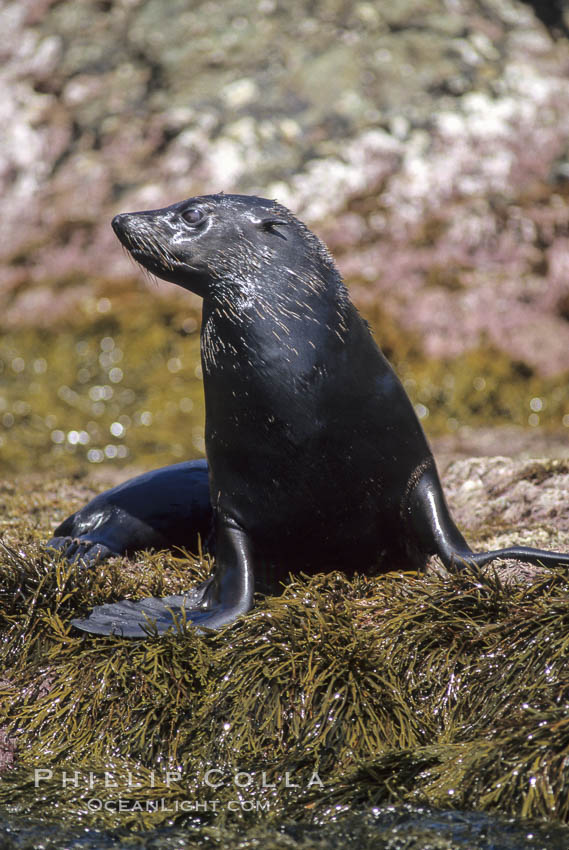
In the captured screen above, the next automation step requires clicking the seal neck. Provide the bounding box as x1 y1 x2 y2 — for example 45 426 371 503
200 267 352 376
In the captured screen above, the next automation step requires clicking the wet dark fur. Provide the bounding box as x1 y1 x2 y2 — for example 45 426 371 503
49 194 569 638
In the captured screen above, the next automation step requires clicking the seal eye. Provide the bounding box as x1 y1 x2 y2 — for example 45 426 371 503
181 208 204 226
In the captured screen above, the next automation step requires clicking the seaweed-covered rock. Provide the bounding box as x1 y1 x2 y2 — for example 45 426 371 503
1 466 569 830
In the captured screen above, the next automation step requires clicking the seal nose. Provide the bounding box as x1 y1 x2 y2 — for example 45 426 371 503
112 213 127 237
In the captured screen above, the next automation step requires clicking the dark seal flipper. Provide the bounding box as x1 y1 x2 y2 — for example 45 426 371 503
47 460 213 567
71 579 215 637
47 537 116 567
408 465 569 570
71 516 254 637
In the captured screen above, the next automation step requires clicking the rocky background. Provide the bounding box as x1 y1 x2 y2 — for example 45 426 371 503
1 0 569 474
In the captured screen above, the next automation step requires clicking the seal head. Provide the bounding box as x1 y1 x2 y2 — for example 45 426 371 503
112 194 335 300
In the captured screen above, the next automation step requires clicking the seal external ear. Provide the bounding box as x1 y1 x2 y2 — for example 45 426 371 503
255 217 289 238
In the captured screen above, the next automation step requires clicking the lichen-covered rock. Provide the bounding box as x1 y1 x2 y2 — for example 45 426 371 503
443 455 569 533
2 0 569 381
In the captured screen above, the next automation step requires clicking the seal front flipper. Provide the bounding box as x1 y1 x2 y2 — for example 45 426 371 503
70 578 215 638
408 463 569 570
71 516 254 637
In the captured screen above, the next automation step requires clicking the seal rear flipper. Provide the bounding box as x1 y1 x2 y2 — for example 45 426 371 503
408 464 569 570
46 461 213 567
71 517 255 638
46 536 118 566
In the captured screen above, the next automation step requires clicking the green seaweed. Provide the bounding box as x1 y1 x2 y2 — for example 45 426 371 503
1 475 569 833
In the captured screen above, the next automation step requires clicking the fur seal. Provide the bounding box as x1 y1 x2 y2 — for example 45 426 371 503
51 193 569 637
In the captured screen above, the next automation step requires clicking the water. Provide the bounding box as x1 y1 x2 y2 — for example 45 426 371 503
2 805 569 850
